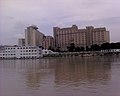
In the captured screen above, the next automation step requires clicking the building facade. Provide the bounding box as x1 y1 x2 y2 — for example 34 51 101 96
0 46 43 59
42 36 54 49
25 25 44 46
18 38 25 46
53 25 110 50
86 26 110 46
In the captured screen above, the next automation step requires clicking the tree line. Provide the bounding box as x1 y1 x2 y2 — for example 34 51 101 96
47 42 120 52
66 42 120 52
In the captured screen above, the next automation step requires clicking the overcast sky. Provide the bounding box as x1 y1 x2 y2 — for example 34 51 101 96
0 0 120 45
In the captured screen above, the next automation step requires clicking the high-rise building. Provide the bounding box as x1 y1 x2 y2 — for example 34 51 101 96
53 25 110 50
42 36 54 49
25 25 44 46
86 26 110 46
18 38 25 46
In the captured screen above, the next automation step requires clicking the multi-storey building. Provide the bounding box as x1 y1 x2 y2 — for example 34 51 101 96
92 27 109 45
18 38 25 46
86 26 110 46
42 36 54 49
53 25 109 50
0 46 43 59
25 25 44 46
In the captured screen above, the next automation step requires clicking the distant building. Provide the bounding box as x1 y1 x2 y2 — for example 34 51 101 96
25 25 44 46
86 26 110 46
53 25 110 50
18 38 25 46
42 36 54 49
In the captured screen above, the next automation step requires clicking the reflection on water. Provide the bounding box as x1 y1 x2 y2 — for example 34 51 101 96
54 57 111 86
0 56 120 96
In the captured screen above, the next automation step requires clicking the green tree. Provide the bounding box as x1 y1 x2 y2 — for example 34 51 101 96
80 47 85 51
90 44 100 51
100 42 110 51
75 46 81 52
86 46 90 51
56 47 61 52
67 43 75 52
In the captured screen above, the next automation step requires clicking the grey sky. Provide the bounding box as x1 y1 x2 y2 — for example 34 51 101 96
0 0 120 45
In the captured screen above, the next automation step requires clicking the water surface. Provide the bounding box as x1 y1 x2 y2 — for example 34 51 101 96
0 56 120 96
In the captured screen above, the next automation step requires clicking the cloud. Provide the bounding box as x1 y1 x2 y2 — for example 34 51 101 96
0 0 120 44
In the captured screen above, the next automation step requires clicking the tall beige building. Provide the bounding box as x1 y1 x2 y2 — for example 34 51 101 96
53 25 110 50
25 25 44 46
42 36 54 49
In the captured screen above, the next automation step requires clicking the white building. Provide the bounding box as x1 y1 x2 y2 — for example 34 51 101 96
110 49 120 52
0 46 43 59
42 49 59 56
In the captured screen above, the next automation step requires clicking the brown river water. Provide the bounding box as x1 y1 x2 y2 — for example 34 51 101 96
0 56 120 96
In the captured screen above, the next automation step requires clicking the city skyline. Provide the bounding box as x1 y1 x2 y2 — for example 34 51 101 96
0 0 120 45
